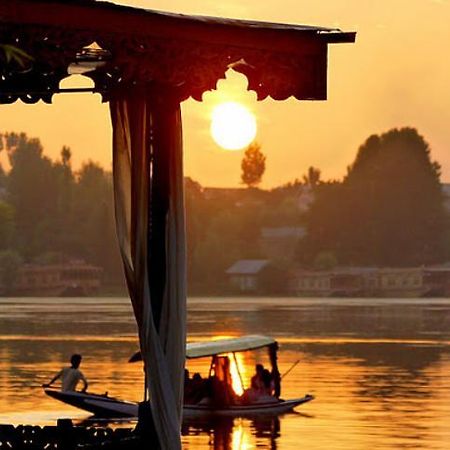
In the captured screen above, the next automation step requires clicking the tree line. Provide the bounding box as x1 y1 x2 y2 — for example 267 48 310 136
0 127 448 295
0 132 122 292
188 127 450 292
298 128 448 268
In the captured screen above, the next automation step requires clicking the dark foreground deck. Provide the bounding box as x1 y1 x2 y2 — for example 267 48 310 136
0 420 142 450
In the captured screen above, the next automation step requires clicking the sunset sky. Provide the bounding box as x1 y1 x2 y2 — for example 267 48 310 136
1 0 449 188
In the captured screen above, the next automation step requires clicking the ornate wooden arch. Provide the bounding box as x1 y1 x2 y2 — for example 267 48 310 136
0 0 355 104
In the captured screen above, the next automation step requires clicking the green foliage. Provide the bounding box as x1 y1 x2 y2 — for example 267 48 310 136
185 177 207 287
71 161 122 282
184 184 268 294
0 201 15 250
189 204 250 293
300 128 447 267
3 133 58 256
0 44 33 68
303 166 321 187
0 164 6 188
0 132 123 290
241 142 266 188
262 194 303 227
0 250 22 295
259 264 287 294
0 127 448 296
313 251 338 271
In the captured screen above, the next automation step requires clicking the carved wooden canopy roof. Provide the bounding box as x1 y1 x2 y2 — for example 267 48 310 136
0 0 355 104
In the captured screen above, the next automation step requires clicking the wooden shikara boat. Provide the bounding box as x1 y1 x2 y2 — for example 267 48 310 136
45 335 314 418
44 388 313 418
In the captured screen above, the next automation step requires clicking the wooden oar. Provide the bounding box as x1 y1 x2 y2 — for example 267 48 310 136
280 359 300 380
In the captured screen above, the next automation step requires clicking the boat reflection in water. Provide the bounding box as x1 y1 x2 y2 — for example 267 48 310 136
182 415 281 450
77 415 283 450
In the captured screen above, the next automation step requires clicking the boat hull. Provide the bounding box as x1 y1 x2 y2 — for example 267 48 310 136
45 389 138 417
44 389 313 418
184 396 314 417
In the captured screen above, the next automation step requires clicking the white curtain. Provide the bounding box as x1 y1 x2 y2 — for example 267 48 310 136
110 84 186 450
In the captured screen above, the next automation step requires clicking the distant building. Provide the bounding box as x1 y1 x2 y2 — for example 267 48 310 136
376 267 450 297
259 226 306 261
226 259 270 292
13 260 103 296
288 266 450 297
288 267 375 296
288 269 332 296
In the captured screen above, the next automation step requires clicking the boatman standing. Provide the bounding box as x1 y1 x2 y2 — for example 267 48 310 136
43 354 88 392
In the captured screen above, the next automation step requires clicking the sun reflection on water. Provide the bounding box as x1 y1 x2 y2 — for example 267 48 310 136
232 421 251 450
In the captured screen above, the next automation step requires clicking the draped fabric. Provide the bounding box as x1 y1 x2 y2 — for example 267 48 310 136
110 84 186 450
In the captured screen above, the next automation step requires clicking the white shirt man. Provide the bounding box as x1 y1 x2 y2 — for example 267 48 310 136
43 354 88 392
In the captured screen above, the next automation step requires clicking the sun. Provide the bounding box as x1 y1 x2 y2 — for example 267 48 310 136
210 102 257 150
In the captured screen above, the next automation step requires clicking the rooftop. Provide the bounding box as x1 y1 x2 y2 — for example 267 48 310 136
226 259 270 275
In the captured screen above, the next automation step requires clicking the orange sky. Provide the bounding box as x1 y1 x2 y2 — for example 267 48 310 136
0 0 449 188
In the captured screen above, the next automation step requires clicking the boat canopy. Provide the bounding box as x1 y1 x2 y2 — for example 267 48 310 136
129 335 276 362
186 335 276 359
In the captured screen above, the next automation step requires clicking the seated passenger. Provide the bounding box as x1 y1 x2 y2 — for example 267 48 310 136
262 368 273 395
191 372 203 387
242 363 275 404
184 372 206 404
197 375 216 405
250 364 265 392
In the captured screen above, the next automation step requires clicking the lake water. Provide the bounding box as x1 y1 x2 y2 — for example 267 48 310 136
0 297 449 449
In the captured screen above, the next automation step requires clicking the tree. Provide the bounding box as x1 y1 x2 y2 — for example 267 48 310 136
313 251 338 271
0 250 22 295
241 142 266 188
0 44 32 68
0 201 15 250
61 146 71 167
345 127 445 265
184 177 206 288
52 146 76 255
71 161 122 283
300 128 447 267
0 164 6 189
259 264 287 294
296 181 343 265
0 132 129 288
302 166 321 188
3 133 60 257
